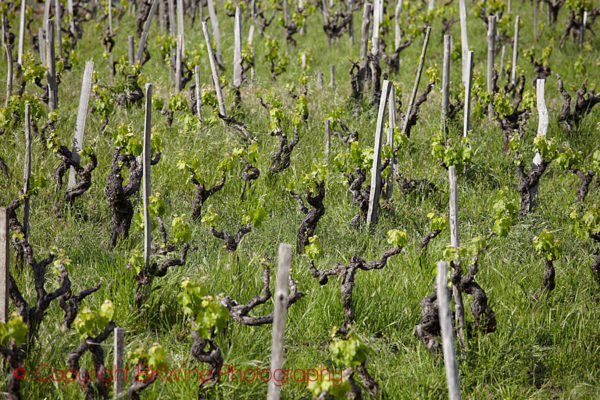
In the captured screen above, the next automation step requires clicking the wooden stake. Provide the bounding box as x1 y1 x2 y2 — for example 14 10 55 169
143 84 153 269
46 22 58 112
67 0 75 36
0 207 8 323
441 34 451 134
4 43 12 107
128 35 134 66
428 0 434 11
55 0 63 59
367 80 393 226
202 21 226 117
459 0 469 86
436 260 462 400
194 65 202 120
176 0 184 53
266 243 292 400
168 0 175 35
18 0 26 65
511 16 519 85
324 119 330 161
330 64 335 89
531 79 547 205
175 34 182 92
348 0 354 44
384 87 397 199
206 0 223 66
401 25 431 135
463 50 473 138
317 72 324 88
283 0 290 26
499 45 506 78
23 104 31 240
449 165 466 357
43 0 52 35
233 6 242 90
581 11 588 49
136 0 159 64
394 0 403 51
67 61 94 190
113 327 124 399
38 28 45 65
533 0 538 42
108 0 113 35
487 15 496 117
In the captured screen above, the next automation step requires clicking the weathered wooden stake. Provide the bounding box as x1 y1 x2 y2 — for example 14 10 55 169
508 0 512 14
283 0 290 26
143 84 152 269
46 22 58 112
581 11 588 49
348 0 354 44
0 207 8 323
367 80 393 226
113 327 124 399
330 64 335 89
207 0 223 66
463 50 473 138
23 104 31 239
531 79 548 206
266 243 292 400
128 35 134 66
499 45 506 77
18 0 26 65
428 0 434 11
317 72 324 88
175 34 182 92
38 28 45 65
533 0 538 42
43 0 52 35
441 34 451 135
136 0 159 64
324 119 330 161
401 25 431 135
233 6 242 90
67 61 94 190
176 0 184 53
55 0 63 58
194 65 202 120
449 165 466 357
4 43 12 107
108 0 113 35
459 0 469 86
436 260 462 400
202 21 226 117
511 16 519 85
394 0 403 51
67 0 75 36
384 87 397 199
487 15 496 117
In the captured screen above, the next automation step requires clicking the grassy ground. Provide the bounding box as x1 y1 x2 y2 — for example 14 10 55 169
1 0 600 399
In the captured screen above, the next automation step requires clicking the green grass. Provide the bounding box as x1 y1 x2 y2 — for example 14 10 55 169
1 0 600 399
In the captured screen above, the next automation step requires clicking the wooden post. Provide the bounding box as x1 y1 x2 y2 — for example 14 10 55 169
248 24 255 85
136 0 159 64
43 0 52 35
463 50 473 138
202 21 226 117
401 25 431 135
175 34 182 92
67 61 94 190
18 0 26 65
581 11 588 49
487 15 496 117
360 2 371 64
394 0 402 51
108 0 113 35
67 0 75 36
233 6 242 90
143 84 152 269
324 119 330 161
384 87 397 199
533 0 538 42
168 0 175 35
348 0 354 45
113 327 124 399
55 0 63 59
317 72 324 88
46 22 58 112
176 0 184 53
206 0 223 66
4 43 12 107
511 16 519 85
508 0 512 14
283 0 290 26
330 64 335 89
266 243 292 400
301 52 306 69
441 34 451 135
0 208 8 323
128 35 134 66
23 104 31 240
531 79 547 206
38 28 45 65
459 0 469 86
159 0 166 31
436 260 462 400
449 166 466 357
367 80 393 226
499 45 506 78
194 65 202 120
371 0 380 58
428 0 434 11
